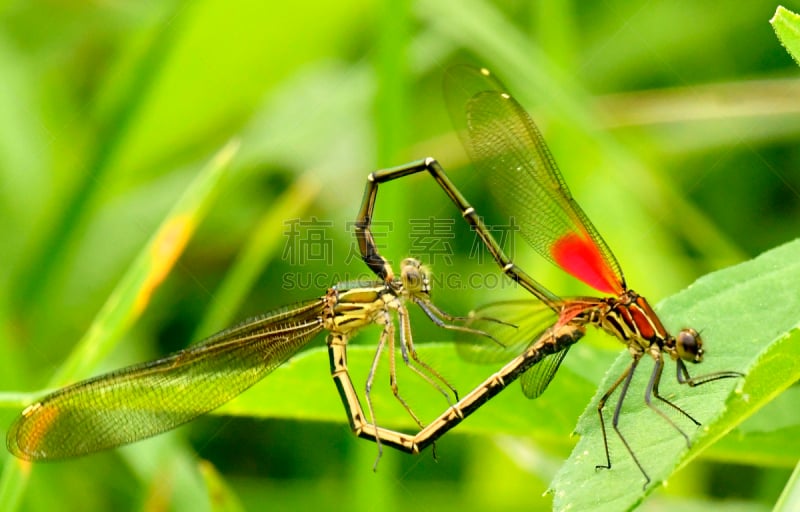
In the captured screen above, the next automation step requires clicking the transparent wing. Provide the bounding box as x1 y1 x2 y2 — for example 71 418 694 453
519 347 571 399
457 300 558 363
457 299 575 399
8 299 326 460
443 65 625 295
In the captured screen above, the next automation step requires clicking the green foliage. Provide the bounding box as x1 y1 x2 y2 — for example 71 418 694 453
554 239 800 510
1 1 799 512
212 240 800 512
199 461 245 512
0 141 238 510
772 6 800 65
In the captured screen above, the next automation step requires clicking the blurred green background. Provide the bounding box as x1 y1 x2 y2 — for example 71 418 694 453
1 0 799 511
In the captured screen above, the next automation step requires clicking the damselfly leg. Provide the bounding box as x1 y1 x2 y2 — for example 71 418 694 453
352 65 743 486
6 257 492 463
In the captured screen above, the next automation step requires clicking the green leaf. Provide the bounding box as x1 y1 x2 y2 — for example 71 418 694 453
198 461 245 512
706 386 800 467
216 238 800 510
771 6 800 66
774 458 800 512
551 239 800 511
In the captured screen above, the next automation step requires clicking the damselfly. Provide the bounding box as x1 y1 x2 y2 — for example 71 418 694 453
354 65 743 486
6 258 492 461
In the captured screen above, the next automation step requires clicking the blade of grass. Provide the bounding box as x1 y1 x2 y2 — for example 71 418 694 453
198 460 245 512
192 172 320 339
774 458 800 512
357 6 414 510
0 140 238 512
51 140 239 385
14 2 189 312
370 0 413 271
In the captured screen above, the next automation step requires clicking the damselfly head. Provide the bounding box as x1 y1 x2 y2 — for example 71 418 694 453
675 328 704 363
399 258 431 295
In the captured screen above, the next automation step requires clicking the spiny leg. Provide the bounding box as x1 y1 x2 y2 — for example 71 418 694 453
596 355 652 488
326 325 584 460
365 316 391 469
385 310 427 431
415 294 516 328
649 359 744 433
611 356 652 489
676 359 744 387
392 304 457 410
328 333 424 454
414 297 509 349
595 362 629 472
647 357 699 439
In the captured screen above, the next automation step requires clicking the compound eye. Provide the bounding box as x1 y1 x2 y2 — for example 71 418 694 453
406 268 421 287
400 258 430 294
676 328 704 363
